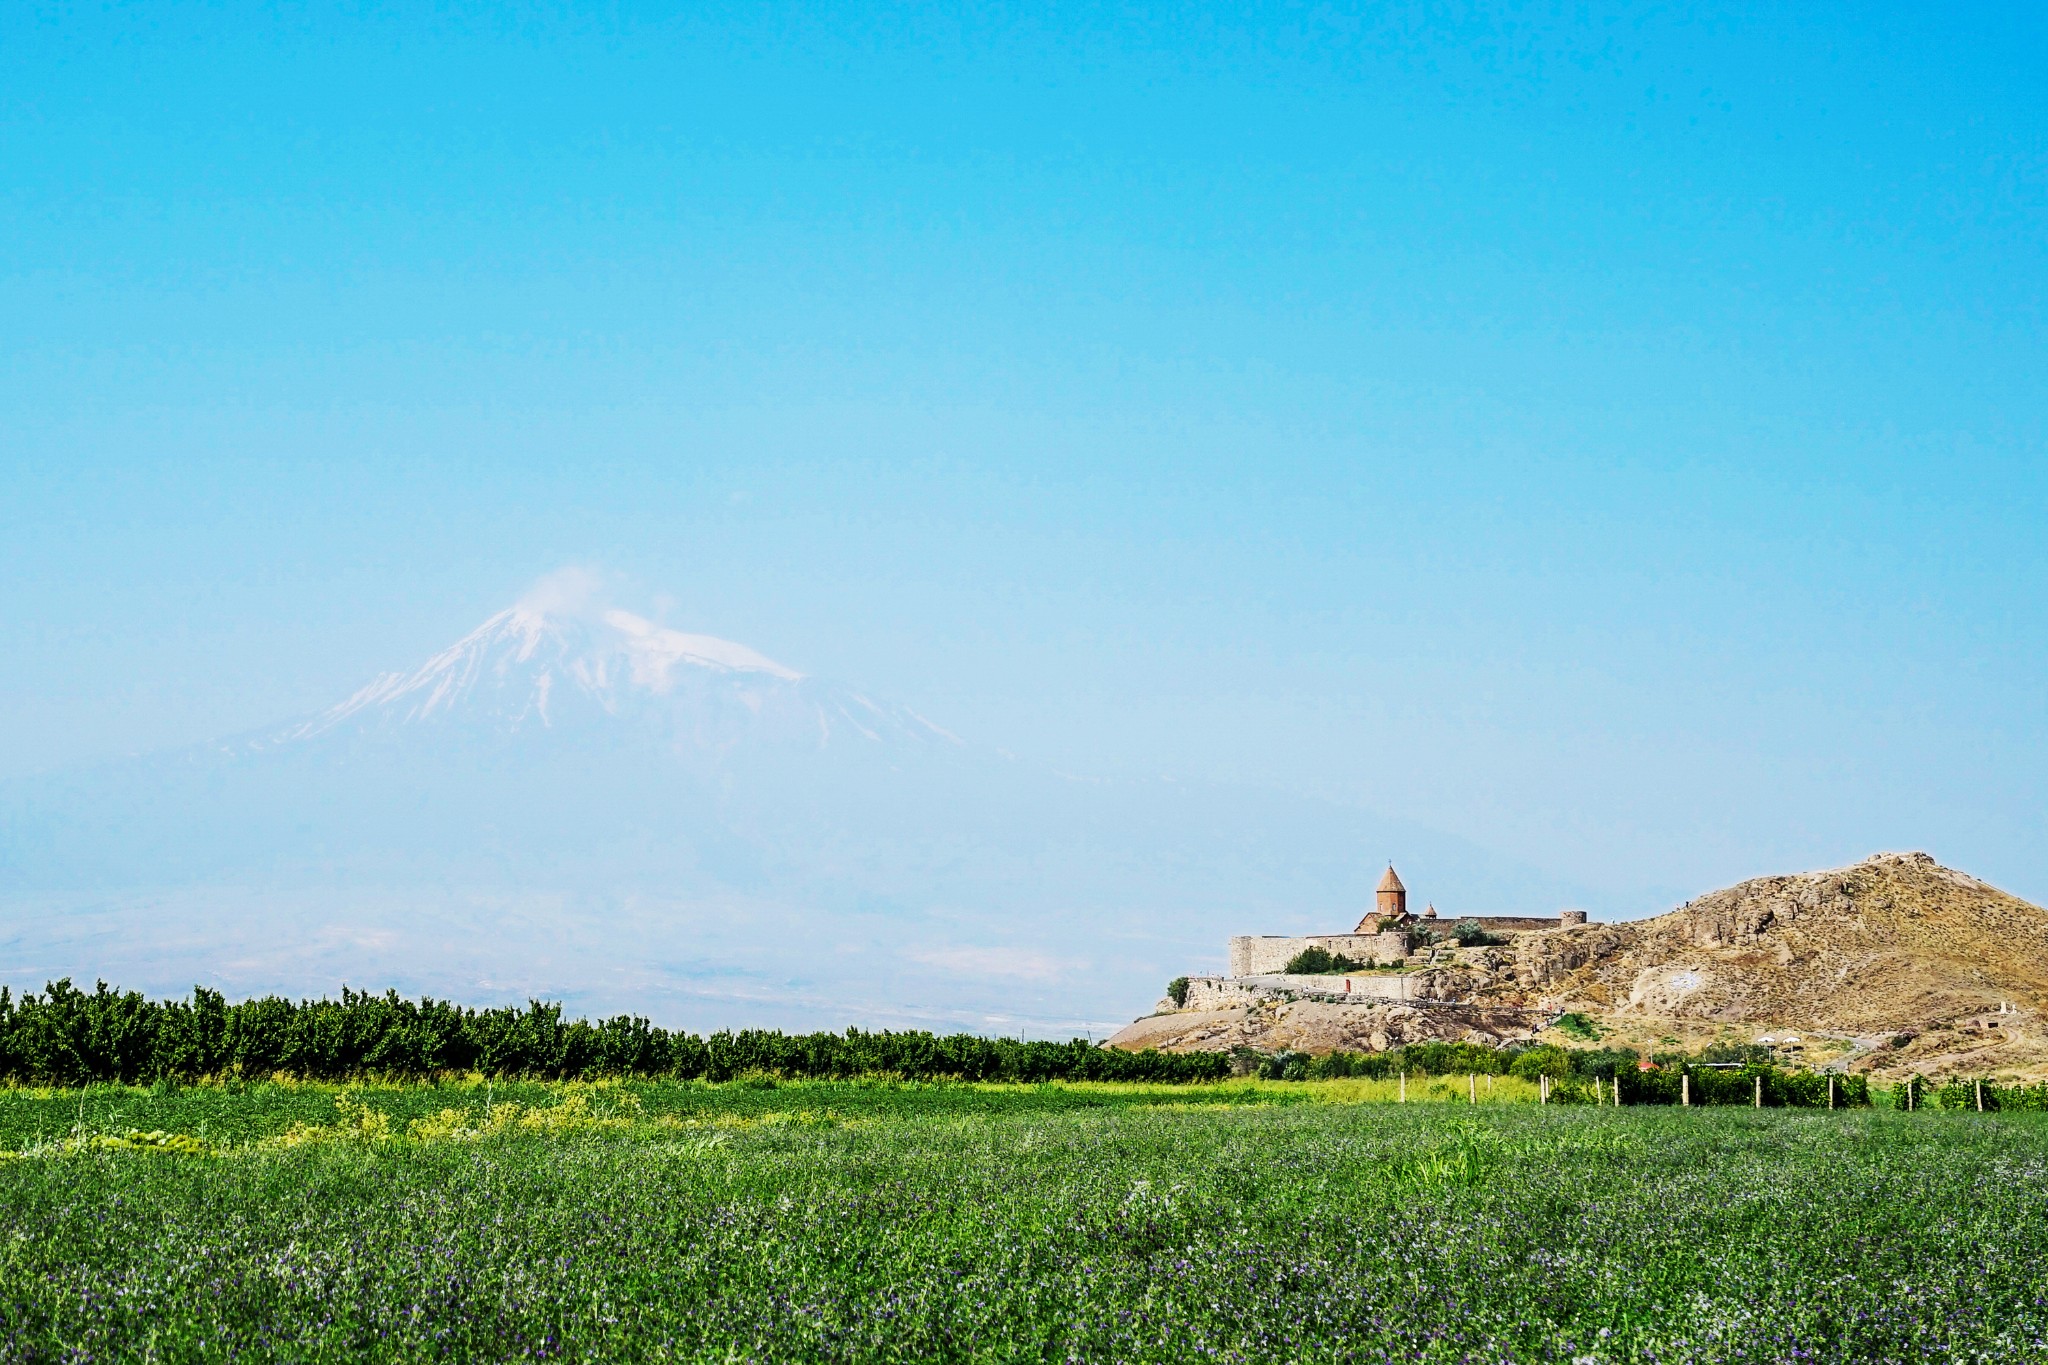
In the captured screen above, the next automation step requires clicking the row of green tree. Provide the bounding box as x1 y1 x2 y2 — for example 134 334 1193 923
1918 1075 2048 1112
11 981 2039 1107
0 980 1231 1087
1278 1041 2047 1110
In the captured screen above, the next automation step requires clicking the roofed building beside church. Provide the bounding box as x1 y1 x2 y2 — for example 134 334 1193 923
1221 862 1593 978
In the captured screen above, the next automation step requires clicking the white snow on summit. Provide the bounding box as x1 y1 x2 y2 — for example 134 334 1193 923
280 600 807 740
600 609 802 684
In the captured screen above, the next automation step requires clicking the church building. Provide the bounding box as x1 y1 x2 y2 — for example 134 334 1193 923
1352 864 1444 932
1222 861 1593 978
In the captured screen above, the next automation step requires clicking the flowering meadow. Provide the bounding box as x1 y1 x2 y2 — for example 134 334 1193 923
2 1080 2045 1363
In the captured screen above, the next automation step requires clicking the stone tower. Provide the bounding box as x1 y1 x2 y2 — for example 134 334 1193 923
1376 864 1407 921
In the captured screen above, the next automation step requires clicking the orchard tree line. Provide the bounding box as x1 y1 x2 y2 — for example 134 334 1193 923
7 980 2040 1108
0 980 1231 1087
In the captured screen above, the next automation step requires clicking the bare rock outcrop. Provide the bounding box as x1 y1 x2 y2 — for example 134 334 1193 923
1110 997 1547 1056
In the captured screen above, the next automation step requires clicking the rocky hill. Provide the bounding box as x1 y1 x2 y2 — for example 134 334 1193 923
1517 851 2048 1076
1114 852 2048 1078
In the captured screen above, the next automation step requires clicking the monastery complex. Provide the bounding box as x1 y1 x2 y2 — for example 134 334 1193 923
1175 864 1594 1010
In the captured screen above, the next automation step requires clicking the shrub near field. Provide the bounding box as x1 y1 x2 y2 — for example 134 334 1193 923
2 1085 2047 1363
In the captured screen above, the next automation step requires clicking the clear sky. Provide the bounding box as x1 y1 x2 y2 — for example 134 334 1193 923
4 2 2045 910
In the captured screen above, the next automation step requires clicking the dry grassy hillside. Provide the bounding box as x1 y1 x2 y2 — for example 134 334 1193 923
1517 851 2048 1076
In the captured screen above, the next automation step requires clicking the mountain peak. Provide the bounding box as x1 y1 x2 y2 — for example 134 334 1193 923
594 609 803 683
277 599 808 742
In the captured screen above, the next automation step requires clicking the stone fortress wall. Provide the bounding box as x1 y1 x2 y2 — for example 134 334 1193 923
1228 932 1413 977
1183 971 1437 1009
1163 864 1596 1016
1227 916 1586 978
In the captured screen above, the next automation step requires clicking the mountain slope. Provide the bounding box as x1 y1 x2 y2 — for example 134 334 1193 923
0 589 1601 1034
270 601 949 750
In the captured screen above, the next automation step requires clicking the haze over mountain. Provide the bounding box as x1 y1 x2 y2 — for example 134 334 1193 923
0 573 1603 1033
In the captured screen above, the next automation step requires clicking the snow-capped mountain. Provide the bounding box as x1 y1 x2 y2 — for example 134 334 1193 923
0 577 1597 1034
270 601 954 752
288 605 800 736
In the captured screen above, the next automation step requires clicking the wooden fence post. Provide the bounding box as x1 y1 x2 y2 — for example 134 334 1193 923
1468 1073 1476 1105
1827 1075 1835 1110
1976 1079 1984 1113
1682 1071 1690 1108
1754 1074 1762 1109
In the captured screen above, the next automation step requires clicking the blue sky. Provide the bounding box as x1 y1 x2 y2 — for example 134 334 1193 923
4 2 2045 909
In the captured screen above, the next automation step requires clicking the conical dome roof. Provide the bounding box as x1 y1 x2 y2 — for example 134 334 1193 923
1377 864 1405 892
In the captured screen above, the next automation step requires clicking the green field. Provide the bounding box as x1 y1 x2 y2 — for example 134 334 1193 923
2 1080 2045 1363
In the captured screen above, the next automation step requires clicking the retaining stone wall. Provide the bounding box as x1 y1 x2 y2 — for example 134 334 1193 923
1183 972 1425 1009
1227 933 1412 977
